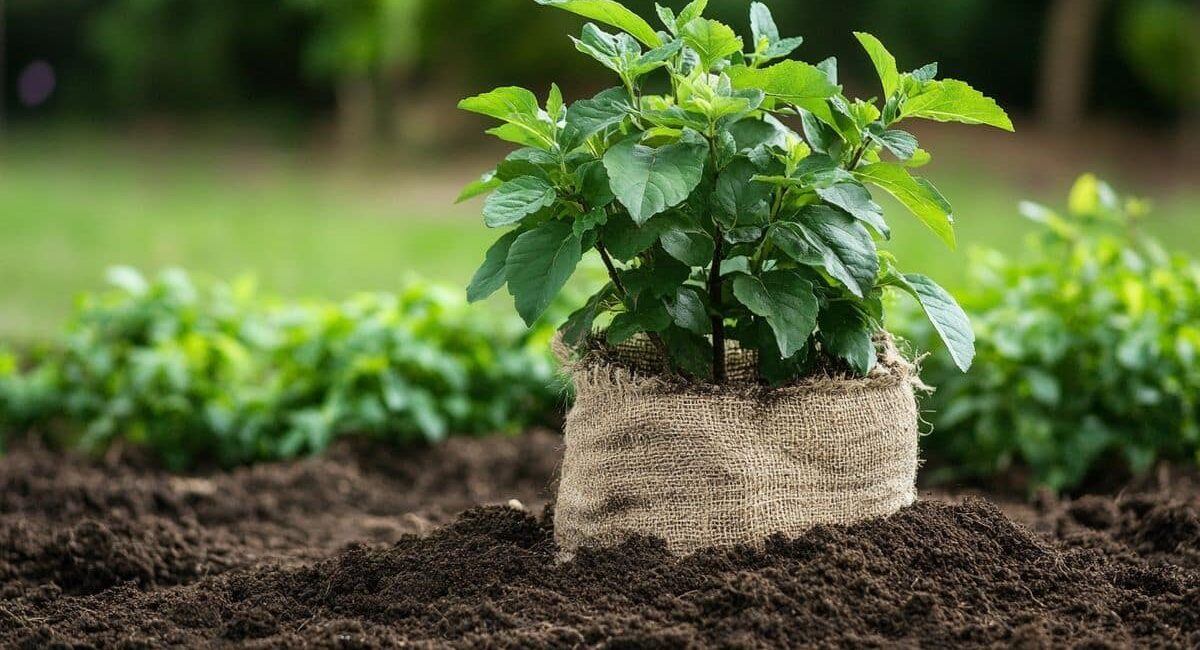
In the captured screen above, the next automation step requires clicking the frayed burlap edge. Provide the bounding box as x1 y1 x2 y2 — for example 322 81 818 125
553 332 931 399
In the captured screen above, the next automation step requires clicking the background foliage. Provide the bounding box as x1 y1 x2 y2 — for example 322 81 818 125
4 0 1197 124
0 269 561 468
905 176 1200 491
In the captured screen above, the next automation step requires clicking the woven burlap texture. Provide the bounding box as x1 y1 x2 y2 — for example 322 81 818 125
555 335 921 556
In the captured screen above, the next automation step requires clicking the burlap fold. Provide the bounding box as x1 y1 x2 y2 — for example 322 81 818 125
555 334 922 556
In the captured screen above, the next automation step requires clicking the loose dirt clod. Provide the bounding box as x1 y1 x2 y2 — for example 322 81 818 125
1 432 1198 648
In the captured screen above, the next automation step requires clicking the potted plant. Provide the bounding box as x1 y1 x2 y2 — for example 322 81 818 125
459 0 1012 555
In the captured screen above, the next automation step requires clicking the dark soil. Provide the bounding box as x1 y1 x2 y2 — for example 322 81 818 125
1 432 1198 648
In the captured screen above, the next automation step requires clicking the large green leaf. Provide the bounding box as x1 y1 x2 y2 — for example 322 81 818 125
818 301 876 375
680 18 743 71
768 222 824 267
483 176 556 228
854 163 956 249
796 205 879 298
459 87 556 150
565 87 631 141
714 158 773 228
534 0 662 47
901 79 1014 131
576 160 616 208
895 273 975 372
659 226 714 267
816 182 889 238
853 32 899 98
732 270 818 358
602 130 709 225
665 285 711 335
727 61 839 124
506 221 583 325
600 212 675 260
466 230 520 303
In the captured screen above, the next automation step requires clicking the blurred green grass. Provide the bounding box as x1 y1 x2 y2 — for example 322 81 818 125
2 129 1198 342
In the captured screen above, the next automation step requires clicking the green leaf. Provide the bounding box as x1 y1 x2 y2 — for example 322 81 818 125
666 285 711 334
608 301 671 344
621 252 691 297
535 0 663 47
764 37 803 59
460 87 556 149
506 221 583 325
495 147 555 181
727 61 839 122
816 182 889 239
796 205 879 298
894 273 975 372
560 284 614 347
456 171 501 203
854 163 956 249
466 230 520 303
573 23 642 75
483 176 556 228
714 158 773 228
732 270 818 358
576 160 616 208
659 226 714 267
900 79 1014 131
818 301 876 375
911 62 938 82
677 0 708 25
459 86 540 121
547 83 565 121
681 18 743 71
853 32 900 98
769 222 824 267
573 207 610 237
603 130 709 225
750 2 779 44
661 326 712 378
565 87 631 140
655 4 678 33
800 109 842 156
601 212 674 260
871 128 918 161
728 116 788 151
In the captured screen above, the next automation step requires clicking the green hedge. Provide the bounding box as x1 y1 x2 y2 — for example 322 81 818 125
901 175 1200 491
0 269 561 469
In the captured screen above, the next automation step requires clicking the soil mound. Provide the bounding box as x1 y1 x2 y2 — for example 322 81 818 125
1 432 1198 648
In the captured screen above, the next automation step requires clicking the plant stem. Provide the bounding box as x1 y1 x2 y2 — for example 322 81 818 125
595 242 672 370
708 235 726 384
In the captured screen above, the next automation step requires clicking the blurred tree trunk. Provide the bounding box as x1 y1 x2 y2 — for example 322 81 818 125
1038 0 1105 130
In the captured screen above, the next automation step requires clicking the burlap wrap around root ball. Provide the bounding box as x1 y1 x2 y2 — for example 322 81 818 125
554 335 923 557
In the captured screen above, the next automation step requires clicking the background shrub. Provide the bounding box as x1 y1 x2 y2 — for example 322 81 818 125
902 175 1200 491
0 268 561 469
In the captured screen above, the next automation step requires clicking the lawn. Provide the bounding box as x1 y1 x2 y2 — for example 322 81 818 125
2 127 1197 342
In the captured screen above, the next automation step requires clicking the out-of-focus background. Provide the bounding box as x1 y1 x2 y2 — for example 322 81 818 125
2 0 1198 341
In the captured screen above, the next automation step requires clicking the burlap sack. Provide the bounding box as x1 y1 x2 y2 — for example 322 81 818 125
555 334 922 556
